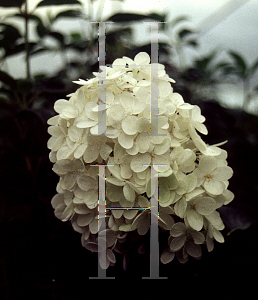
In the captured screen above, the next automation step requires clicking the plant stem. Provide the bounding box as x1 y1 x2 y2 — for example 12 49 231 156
25 0 31 79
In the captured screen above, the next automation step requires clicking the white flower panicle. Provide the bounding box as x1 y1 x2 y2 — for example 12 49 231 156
47 52 234 268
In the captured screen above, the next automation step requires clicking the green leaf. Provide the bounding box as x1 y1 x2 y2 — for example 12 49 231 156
36 0 81 7
186 40 198 47
0 0 25 7
3 43 38 58
228 51 247 77
107 13 165 23
36 21 49 38
0 23 22 50
54 9 83 21
178 29 194 40
12 13 42 23
169 15 188 27
194 51 217 73
0 71 17 89
48 32 65 44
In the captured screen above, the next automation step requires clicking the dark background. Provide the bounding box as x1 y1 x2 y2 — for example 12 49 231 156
0 1 258 298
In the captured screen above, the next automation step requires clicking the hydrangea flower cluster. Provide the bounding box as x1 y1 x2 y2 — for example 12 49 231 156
47 52 234 268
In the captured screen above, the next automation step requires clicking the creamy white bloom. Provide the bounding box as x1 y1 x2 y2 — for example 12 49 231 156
48 52 234 269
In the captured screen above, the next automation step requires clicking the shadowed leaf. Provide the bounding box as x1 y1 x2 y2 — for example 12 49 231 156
107 13 165 23
54 9 83 21
0 0 25 7
37 0 81 7
229 51 247 77
0 71 17 89
0 23 22 50
178 29 194 40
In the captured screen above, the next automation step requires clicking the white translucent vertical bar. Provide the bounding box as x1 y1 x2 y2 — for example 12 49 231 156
150 22 159 136
97 22 107 136
89 164 115 279
143 164 167 279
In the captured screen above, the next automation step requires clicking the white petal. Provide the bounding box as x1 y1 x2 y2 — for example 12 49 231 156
119 224 133 232
100 144 113 160
170 222 186 237
160 248 175 264
99 252 110 270
84 190 98 206
192 106 205 122
118 132 134 149
54 99 69 113
205 211 225 231
159 212 174 230
77 214 94 226
47 115 59 125
122 115 138 135
138 196 151 208
213 228 225 243
118 92 134 111
137 216 150 235
48 125 62 137
51 194 64 209
206 235 214 252
61 105 79 119
171 93 184 107
107 104 125 126
74 143 87 159
47 136 65 151
89 218 99 234
159 181 170 206
77 175 96 191
195 197 216 215
105 230 117 247
152 155 170 172
185 173 197 193
134 52 150 65
159 80 172 97
211 166 233 181
190 230 205 244
153 138 171 155
131 101 147 114
76 119 96 128
203 179 225 195
136 134 150 153
223 189 235 205
126 142 139 155
199 156 217 174
83 145 99 163
111 206 124 219
186 209 203 231
85 242 98 253
130 153 151 173
68 125 83 142
193 121 208 135
121 164 132 179
174 197 187 218
123 184 135 202
170 235 186 251
137 117 150 133
124 209 138 220
185 240 202 258
107 249 116 263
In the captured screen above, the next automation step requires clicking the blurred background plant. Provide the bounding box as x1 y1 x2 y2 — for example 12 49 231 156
0 0 258 298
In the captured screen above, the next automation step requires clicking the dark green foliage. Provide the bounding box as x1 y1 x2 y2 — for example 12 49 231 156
107 12 166 23
36 0 82 7
0 0 25 7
